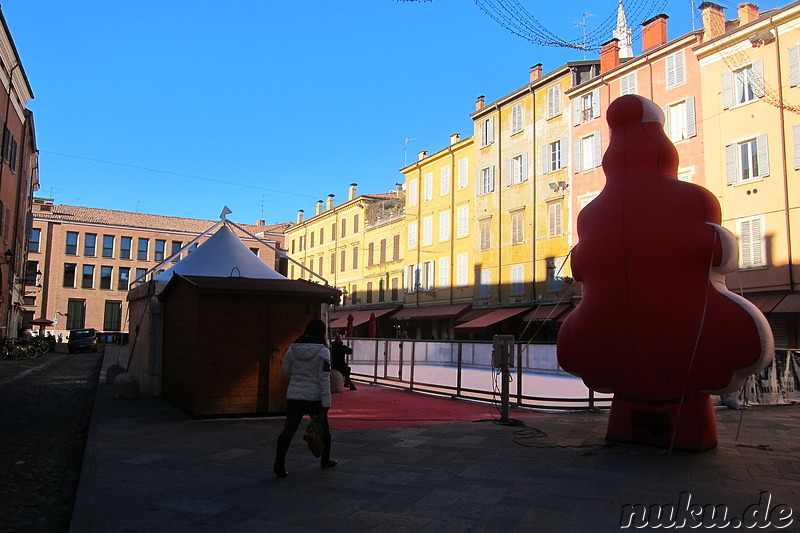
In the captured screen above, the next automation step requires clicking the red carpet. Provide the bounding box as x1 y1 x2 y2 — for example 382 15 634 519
327 383 540 431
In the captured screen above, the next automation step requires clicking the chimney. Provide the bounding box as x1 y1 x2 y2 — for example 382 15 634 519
641 14 669 51
296 210 304 224
255 219 265 226
418 150 428 161
700 2 727 41
348 183 357 201
450 133 461 145
326 194 334 211
600 39 620 73
475 95 485 111
316 200 323 215
738 3 759 25
395 182 404 199
529 63 543 83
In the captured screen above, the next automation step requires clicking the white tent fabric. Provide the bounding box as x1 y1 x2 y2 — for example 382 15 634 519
154 223 285 281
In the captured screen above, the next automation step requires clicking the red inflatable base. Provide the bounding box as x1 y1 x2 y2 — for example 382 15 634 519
606 393 718 451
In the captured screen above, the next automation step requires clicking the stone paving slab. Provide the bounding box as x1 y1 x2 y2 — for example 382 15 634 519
69 353 800 533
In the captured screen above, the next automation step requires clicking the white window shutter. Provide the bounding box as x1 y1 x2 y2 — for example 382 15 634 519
751 218 764 266
475 169 481 196
573 100 581 125
573 139 582 172
591 88 601 119
541 144 549 174
685 96 697 138
790 45 800 87
674 51 685 86
427 261 435 290
740 219 753 268
592 132 602 168
725 144 737 185
722 71 733 109
793 125 800 169
488 117 495 144
505 158 513 186
662 106 670 137
666 54 676 88
521 152 529 181
756 134 769 178
489 165 495 192
559 137 568 169
753 59 765 98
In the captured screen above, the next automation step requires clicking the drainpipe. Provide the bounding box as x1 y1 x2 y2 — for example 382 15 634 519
772 18 795 292
529 84 538 302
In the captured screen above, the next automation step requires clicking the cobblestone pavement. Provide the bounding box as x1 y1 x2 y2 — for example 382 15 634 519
0 348 103 533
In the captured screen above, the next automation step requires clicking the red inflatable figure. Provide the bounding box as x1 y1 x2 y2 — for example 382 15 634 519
557 95 773 451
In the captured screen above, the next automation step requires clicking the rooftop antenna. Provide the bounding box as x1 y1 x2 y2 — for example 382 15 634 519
575 12 596 59
403 137 417 167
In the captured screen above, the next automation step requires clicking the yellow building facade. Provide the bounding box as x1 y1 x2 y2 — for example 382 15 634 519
397 134 475 339
695 1 800 347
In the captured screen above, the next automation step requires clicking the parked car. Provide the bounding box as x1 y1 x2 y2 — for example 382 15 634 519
67 328 97 354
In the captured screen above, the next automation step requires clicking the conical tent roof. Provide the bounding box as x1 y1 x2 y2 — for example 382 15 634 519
154 223 285 281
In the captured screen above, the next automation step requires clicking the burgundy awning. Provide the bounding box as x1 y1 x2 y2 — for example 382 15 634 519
454 307 532 329
391 303 472 320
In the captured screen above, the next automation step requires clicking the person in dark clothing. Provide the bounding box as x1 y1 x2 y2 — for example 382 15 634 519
273 319 337 478
330 334 357 390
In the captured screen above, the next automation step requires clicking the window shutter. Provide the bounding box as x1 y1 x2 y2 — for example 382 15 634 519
559 137 568 169
685 96 697 138
489 165 495 192
790 45 800 87
722 71 733 109
487 116 495 144
666 54 675 88
521 152 529 181
725 144 737 185
662 106 670 136
427 261 435 290
674 51 685 86
592 132 602 168
756 134 769 178
751 218 764 266
752 59 765 98
793 125 800 169
740 220 753 268
505 158 513 186
591 88 601 119
573 100 581 126
476 169 481 196
458 158 468 188
541 144 549 174
573 139 582 172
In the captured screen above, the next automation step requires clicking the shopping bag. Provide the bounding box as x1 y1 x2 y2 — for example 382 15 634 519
303 414 324 458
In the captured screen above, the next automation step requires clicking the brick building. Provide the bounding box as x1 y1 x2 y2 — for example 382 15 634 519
27 198 289 336
0 8 38 339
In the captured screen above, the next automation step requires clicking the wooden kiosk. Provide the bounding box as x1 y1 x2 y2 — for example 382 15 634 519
158 274 340 416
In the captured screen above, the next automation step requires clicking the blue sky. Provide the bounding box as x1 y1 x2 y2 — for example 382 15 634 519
1 0 781 226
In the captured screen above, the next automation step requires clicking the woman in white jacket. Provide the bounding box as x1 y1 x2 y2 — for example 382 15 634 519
274 318 337 477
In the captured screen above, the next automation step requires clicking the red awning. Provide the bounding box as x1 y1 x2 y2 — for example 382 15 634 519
329 307 399 329
454 307 532 329
391 303 472 320
522 303 572 322
773 294 800 314
745 294 786 313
